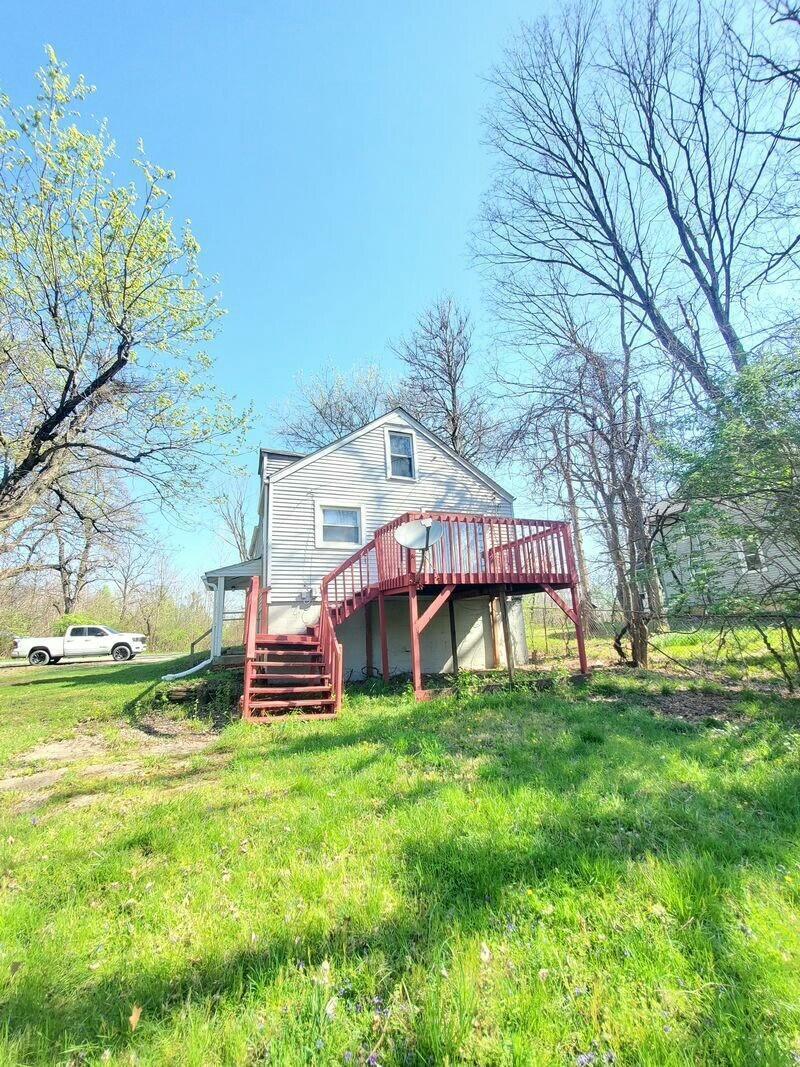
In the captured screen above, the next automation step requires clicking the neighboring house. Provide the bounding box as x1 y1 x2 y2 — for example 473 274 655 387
651 500 800 609
202 408 586 718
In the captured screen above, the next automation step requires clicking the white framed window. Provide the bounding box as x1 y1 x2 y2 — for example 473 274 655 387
384 427 417 480
738 534 764 572
314 500 364 549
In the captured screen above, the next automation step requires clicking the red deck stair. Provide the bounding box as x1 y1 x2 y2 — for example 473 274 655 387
242 631 336 719
240 511 587 720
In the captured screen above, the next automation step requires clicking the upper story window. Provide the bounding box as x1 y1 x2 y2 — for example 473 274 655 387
316 502 363 548
386 429 416 480
739 534 764 572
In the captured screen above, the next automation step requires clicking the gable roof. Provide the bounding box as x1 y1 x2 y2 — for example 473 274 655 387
258 447 306 475
266 407 514 502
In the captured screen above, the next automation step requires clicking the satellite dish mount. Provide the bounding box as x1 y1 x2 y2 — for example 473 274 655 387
393 517 446 577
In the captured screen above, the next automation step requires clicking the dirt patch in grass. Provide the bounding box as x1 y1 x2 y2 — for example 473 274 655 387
0 766 68 793
1 713 220 812
21 736 108 763
119 713 218 755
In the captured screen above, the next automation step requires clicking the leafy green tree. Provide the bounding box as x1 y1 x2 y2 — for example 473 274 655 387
0 48 247 562
666 353 800 609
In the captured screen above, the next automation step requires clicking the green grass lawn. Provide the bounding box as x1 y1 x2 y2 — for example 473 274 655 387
1 661 799 1065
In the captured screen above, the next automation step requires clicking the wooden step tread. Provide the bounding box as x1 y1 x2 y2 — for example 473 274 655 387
255 635 318 646
255 660 324 670
247 697 336 709
247 710 338 721
251 674 330 682
248 685 332 696
254 649 322 659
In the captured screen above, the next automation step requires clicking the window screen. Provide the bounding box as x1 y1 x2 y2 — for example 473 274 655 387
321 507 361 544
741 535 763 571
388 431 414 478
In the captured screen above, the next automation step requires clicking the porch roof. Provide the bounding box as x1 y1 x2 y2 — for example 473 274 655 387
202 557 261 591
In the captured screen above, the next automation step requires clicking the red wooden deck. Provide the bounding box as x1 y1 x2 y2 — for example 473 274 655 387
241 511 587 719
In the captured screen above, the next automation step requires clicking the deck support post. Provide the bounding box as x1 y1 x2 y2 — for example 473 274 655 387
378 592 390 682
489 597 500 669
498 589 515 685
542 582 589 675
408 585 423 697
365 601 374 678
448 597 459 677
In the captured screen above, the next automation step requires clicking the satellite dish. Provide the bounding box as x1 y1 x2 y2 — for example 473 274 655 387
394 518 445 551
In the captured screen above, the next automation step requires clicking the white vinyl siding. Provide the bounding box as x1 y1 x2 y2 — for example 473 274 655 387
267 413 513 604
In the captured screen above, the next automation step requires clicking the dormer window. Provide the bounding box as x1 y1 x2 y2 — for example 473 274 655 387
385 429 416 480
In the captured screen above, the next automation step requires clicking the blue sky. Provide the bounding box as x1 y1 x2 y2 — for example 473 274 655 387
4 1 553 580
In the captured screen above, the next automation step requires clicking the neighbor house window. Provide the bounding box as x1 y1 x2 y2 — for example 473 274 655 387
316 503 363 547
739 534 764 572
386 429 416 479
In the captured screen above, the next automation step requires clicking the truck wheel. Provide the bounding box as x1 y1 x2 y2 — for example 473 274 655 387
28 648 51 666
112 644 132 662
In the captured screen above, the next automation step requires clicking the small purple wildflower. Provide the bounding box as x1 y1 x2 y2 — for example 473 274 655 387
367 1055 380 1067
343 1054 353 1065
576 1054 597 1067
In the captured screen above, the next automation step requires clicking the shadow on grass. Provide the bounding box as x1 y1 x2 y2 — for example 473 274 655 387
3 687 799 1062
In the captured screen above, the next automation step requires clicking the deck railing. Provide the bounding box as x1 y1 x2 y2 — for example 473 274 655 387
374 513 576 588
322 540 380 625
318 511 577 639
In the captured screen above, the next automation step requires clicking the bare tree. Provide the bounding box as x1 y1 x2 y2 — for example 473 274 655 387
103 540 155 623
498 297 666 666
274 364 393 451
392 298 497 463
482 0 800 406
210 477 253 560
45 473 141 615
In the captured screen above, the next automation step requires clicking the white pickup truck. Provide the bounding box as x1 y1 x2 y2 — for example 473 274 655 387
12 625 147 666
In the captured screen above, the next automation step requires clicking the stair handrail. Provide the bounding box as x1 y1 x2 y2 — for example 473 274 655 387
323 539 379 625
317 586 343 712
242 576 261 718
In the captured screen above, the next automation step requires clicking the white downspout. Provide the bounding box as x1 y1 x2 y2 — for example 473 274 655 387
162 575 221 680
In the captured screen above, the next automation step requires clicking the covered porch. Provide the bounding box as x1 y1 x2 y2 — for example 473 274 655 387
202 557 262 661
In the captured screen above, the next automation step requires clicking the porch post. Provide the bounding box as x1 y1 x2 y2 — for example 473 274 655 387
408 585 422 697
211 576 225 658
498 589 516 685
378 592 390 681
